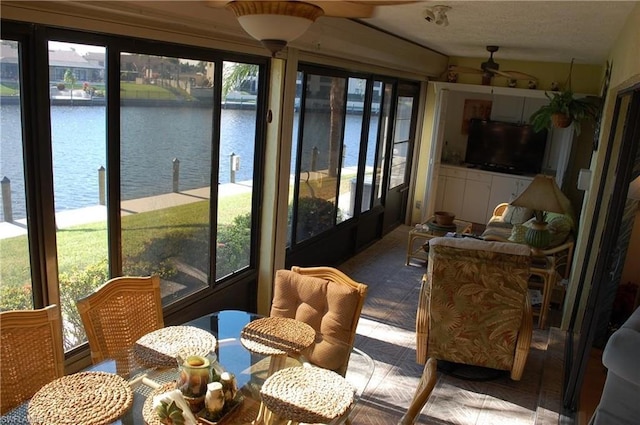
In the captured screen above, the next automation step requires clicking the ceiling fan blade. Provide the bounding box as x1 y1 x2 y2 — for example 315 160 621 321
449 65 484 75
500 70 539 81
490 69 515 79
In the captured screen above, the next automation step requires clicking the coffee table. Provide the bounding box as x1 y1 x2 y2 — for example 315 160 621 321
406 217 473 265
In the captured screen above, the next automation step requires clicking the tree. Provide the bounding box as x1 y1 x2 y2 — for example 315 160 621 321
223 63 258 98
64 69 77 102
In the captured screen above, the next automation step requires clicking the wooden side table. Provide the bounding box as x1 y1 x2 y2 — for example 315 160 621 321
406 218 473 265
529 256 561 329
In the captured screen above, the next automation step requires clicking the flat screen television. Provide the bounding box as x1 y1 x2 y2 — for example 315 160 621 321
464 118 548 175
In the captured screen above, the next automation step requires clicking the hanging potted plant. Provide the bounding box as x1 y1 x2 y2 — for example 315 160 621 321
529 59 600 136
530 89 599 135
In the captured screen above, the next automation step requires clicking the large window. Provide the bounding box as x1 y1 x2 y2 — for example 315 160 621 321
0 24 266 356
120 52 213 304
0 39 33 310
49 41 108 350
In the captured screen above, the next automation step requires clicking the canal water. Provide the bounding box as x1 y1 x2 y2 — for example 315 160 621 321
1 104 367 220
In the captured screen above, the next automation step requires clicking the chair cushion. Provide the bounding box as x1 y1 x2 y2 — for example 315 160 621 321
270 270 360 371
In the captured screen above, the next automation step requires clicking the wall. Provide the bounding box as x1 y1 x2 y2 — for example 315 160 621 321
563 3 640 329
448 57 602 94
411 60 602 225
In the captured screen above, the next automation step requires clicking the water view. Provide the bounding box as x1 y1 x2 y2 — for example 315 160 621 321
0 104 369 220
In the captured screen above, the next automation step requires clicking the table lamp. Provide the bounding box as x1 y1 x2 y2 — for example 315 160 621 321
510 175 567 249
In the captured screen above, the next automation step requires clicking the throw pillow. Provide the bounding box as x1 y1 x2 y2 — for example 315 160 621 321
546 213 573 247
501 205 534 225
508 223 527 244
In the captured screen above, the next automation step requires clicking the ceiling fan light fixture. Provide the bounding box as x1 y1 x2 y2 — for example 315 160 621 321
226 1 324 56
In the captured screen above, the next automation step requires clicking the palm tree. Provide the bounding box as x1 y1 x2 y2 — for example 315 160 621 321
222 62 258 99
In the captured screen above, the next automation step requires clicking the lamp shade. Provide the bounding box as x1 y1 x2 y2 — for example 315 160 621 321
510 174 567 217
226 1 323 56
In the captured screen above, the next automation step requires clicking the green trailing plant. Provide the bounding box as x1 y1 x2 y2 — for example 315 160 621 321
529 58 599 136
529 90 599 136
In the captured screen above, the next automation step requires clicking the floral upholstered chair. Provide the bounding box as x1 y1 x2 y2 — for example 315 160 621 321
415 237 533 380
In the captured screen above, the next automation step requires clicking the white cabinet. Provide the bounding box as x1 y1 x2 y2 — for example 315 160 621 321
435 166 467 215
440 176 466 215
435 165 534 224
436 166 492 223
462 178 492 223
485 174 533 221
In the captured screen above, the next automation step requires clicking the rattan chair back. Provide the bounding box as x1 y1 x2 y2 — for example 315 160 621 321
271 266 368 375
0 304 64 414
76 275 163 364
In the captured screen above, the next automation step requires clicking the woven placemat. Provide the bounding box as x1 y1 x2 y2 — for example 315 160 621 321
134 326 217 368
240 317 315 356
27 371 133 425
260 366 355 423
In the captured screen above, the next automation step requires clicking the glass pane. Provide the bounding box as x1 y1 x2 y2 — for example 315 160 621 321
295 74 346 243
48 41 108 350
0 39 34 311
389 96 414 189
360 81 382 213
287 72 303 247
338 77 365 221
375 83 393 201
120 53 212 303
216 61 259 280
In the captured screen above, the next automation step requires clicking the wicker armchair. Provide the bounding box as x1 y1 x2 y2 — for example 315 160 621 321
270 266 368 375
76 275 163 366
416 237 533 381
0 305 64 414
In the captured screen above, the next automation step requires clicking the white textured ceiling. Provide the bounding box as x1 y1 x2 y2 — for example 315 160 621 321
359 1 636 64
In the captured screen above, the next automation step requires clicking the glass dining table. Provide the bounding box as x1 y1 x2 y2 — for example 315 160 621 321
3 310 375 425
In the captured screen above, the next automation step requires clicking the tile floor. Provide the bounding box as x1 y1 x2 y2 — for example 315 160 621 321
339 225 566 425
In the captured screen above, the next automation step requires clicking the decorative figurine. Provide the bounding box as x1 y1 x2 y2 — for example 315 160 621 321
204 382 225 415
550 81 560 91
219 372 238 402
528 80 537 89
508 79 517 88
447 69 458 83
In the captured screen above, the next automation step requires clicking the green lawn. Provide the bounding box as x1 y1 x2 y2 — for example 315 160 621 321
0 83 19 96
120 82 187 100
0 191 252 287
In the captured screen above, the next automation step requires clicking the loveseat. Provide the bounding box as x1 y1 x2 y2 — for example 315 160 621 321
589 306 640 424
480 203 575 279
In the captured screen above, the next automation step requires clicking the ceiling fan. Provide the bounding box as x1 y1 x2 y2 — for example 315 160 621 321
207 1 415 55
448 46 538 85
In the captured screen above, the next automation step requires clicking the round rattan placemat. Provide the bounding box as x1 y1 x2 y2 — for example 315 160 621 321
260 366 355 424
134 326 217 368
240 317 315 356
27 371 133 425
142 382 176 425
